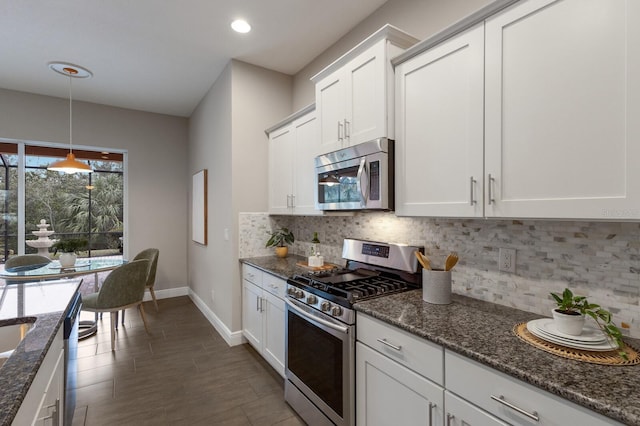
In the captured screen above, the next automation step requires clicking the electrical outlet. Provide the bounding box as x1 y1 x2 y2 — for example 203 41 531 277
499 248 516 273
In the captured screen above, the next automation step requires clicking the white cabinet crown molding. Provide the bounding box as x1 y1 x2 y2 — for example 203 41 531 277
311 24 419 84
264 103 315 135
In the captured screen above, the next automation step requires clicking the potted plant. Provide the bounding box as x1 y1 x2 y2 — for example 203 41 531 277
265 228 295 258
52 238 87 268
550 288 626 358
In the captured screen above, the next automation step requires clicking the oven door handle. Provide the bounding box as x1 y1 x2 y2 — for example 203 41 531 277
356 157 369 208
285 298 350 334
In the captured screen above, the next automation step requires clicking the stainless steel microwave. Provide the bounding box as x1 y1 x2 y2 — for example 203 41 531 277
315 138 394 211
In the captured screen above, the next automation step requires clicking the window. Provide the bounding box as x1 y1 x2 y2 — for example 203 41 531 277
0 142 125 261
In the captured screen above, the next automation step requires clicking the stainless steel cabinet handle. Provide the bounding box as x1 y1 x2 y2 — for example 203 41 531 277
446 413 454 426
428 403 436 426
356 158 369 208
338 121 344 141
256 295 260 311
487 174 495 205
260 297 265 312
491 395 539 422
291 194 295 208
344 119 350 139
286 194 291 208
470 176 476 205
376 338 401 351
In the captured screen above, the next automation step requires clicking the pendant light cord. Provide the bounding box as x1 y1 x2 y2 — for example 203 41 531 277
68 73 73 154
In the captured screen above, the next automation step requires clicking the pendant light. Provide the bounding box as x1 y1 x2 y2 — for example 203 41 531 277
47 62 93 174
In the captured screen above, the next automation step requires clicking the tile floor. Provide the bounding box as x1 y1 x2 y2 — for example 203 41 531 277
72 296 304 425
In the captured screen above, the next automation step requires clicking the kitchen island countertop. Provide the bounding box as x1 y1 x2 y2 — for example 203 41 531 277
355 290 640 425
0 278 82 426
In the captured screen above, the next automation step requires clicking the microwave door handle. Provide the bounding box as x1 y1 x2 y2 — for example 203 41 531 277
356 157 369 208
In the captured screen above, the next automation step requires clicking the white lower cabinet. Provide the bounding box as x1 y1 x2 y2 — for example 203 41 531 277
355 313 623 426
445 350 623 426
13 327 64 426
241 264 286 377
445 391 507 426
356 342 443 426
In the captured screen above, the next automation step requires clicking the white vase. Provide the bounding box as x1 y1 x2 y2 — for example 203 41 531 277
552 309 586 336
59 252 77 268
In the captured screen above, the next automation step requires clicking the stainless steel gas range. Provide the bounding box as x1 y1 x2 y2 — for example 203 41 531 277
284 238 422 426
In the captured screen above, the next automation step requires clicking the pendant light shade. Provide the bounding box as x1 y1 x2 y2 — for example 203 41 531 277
47 62 93 174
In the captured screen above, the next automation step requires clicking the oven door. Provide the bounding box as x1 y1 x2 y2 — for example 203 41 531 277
285 298 355 426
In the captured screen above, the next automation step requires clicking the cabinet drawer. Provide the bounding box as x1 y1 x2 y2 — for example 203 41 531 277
242 264 263 286
262 273 286 299
445 350 622 426
357 313 444 385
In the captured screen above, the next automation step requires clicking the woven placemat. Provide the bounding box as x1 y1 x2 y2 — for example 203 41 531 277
514 322 640 366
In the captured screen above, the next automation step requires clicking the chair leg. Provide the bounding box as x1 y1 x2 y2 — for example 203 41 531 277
109 311 116 351
114 311 118 329
121 309 126 325
138 303 150 335
149 287 159 312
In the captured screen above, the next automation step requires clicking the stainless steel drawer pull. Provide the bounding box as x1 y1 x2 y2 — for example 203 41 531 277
469 176 476 205
446 413 454 426
490 394 539 422
428 402 436 426
338 121 344 141
376 338 401 351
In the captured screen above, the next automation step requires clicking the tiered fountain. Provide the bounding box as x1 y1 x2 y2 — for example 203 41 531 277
26 219 58 258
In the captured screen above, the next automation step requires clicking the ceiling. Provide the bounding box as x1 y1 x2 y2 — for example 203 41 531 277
0 0 388 117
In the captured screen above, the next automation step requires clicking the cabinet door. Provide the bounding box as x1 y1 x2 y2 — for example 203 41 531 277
316 70 346 153
485 0 640 219
395 23 485 217
242 280 262 350
292 112 322 215
345 41 387 146
35 349 64 426
445 391 508 426
262 291 285 377
356 342 443 426
268 125 294 214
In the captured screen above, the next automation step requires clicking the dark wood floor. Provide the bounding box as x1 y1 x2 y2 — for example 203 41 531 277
72 296 304 425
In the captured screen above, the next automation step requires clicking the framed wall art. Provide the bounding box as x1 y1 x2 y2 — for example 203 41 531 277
192 169 208 245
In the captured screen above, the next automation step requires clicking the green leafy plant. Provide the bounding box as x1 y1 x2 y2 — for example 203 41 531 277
52 238 88 254
550 288 626 359
265 228 295 248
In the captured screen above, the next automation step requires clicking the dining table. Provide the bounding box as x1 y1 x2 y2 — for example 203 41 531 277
0 256 126 338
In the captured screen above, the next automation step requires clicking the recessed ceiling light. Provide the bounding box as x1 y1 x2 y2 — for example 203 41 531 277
231 19 251 33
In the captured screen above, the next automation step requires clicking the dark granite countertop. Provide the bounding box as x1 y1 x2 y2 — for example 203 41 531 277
0 278 82 426
355 290 640 425
241 254 327 279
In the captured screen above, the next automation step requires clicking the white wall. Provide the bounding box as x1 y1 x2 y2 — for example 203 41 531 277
188 60 291 335
0 88 189 292
292 0 493 109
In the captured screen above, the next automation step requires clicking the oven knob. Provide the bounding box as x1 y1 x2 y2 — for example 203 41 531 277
287 287 296 296
294 289 304 299
306 295 317 305
320 301 331 312
330 306 343 316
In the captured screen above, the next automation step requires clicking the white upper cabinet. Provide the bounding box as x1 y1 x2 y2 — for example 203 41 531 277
395 23 485 217
395 0 639 220
485 0 639 219
313 25 418 153
267 105 322 215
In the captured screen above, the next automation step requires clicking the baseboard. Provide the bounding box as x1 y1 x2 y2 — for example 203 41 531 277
188 289 245 347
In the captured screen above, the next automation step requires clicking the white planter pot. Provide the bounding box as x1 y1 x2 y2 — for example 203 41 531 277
59 252 77 268
552 309 586 336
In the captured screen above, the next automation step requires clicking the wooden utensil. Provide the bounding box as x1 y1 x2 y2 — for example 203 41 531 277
445 252 459 271
415 251 431 270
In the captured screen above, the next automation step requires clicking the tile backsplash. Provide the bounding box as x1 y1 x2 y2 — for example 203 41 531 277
239 212 640 337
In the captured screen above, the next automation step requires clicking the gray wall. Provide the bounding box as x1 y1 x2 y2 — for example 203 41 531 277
0 88 189 292
188 60 292 332
292 0 493 109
